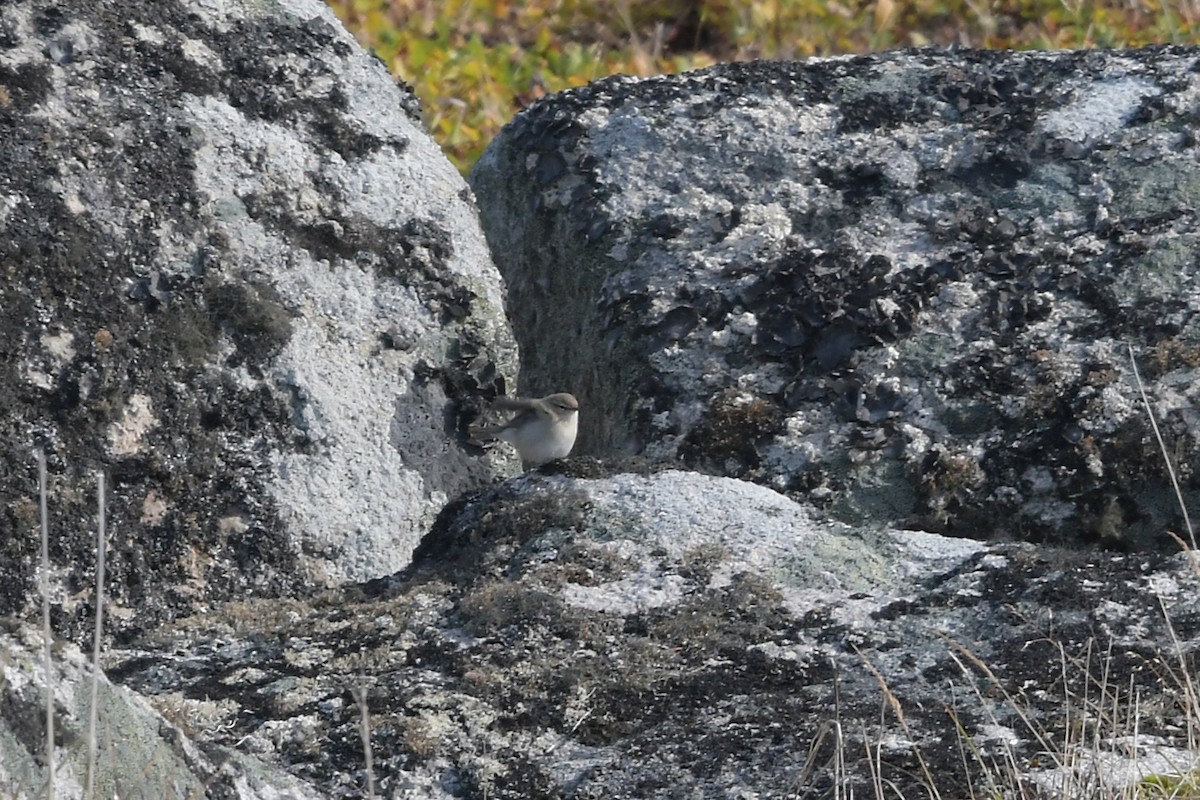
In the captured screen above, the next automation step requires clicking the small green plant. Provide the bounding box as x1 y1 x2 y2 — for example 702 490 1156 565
1140 770 1200 798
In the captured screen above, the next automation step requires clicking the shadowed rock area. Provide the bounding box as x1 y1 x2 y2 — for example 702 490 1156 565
470 47 1200 550
0 0 517 644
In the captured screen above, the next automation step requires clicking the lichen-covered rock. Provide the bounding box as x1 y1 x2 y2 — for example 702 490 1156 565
0 0 517 643
105 468 1200 798
469 48 1200 549
0 619 323 799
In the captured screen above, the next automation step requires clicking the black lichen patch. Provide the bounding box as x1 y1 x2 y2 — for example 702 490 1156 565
0 63 52 111
419 333 509 448
0 661 75 756
921 547 1197 716
643 304 700 351
207 281 295 368
239 193 476 325
220 14 352 124
680 389 784 477
741 249 939 374
409 477 593 575
392 346 508 508
897 341 1199 547
310 114 405 161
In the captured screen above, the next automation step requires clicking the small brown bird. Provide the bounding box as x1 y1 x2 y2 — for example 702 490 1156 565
471 393 579 466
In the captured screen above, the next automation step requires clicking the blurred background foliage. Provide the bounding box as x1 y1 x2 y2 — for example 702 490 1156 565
324 1 1200 172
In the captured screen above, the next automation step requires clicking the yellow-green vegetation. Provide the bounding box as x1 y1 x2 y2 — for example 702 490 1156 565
1140 771 1200 799
324 0 1200 172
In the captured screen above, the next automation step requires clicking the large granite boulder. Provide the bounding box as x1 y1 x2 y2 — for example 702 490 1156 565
105 468 1200 798
469 47 1200 550
0 0 517 643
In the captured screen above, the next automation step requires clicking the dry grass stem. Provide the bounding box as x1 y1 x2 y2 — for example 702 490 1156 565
353 683 376 799
37 448 55 800
853 644 942 799
1128 343 1197 552
85 470 106 798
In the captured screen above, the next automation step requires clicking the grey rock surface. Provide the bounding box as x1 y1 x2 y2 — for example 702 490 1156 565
105 468 1200 798
0 619 324 799
469 47 1200 549
0 0 517 643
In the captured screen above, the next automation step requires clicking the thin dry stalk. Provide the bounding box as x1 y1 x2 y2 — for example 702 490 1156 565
1165 529 1200 584
944 647 1052 795
949 628 1169 800
793 659 852 798
1066 637 1106 793
853 645 942 799
85 471 106 798
834 660 853 800
830 722 847 800
1128 343 1197 552
834 660 851 800
942 681 1010 800
353 683 376 799
793 718 834 790
1155 594 1200 753
37 448 55 800
943 635 1065 768
1132 344 1200 791
862 715 885 800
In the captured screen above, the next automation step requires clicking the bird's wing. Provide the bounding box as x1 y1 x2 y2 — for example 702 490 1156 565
474 408 541 438
493 396 557 422
491 396 536 412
